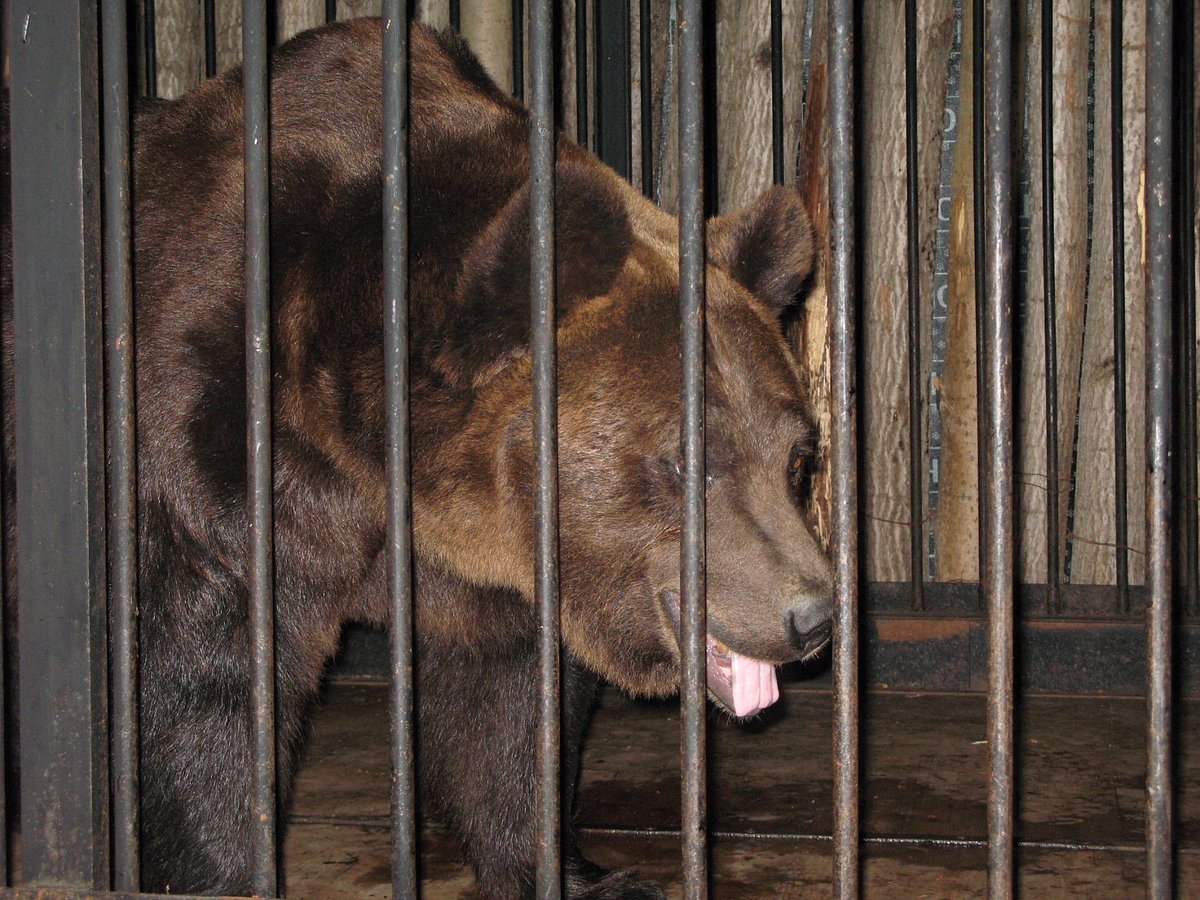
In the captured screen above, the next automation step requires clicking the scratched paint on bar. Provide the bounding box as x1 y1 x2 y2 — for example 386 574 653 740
528 0 562 896
381 4 417 897
102 0 140 888
828 0 861 894
242 0 278 894
981 0 1017 895
677 1 707 896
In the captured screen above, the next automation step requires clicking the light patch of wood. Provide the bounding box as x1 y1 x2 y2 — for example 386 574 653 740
1067 1 1118 585
933 0 978 582
156 0 203 98
460 0 513 94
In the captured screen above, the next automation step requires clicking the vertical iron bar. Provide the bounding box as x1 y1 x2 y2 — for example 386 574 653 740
1144 0 1174 890
982 0 1017 895
576 0 589 147
904 0 924 608
450 0 461 31
382 5 416 897
1178 0 1198 620
243 0 277 894
9 0 110 886
595 0 632 181
102 0 139 888
513 0 525 101
1040 0 1061 614
829 0 860 895
770 0 784 185
143 0 157 97
640 0 653 195
204 0 217 78
1111 0 1129 613
973 0 986 611
326 0 337 24
678 1 707 896
530 0 561 896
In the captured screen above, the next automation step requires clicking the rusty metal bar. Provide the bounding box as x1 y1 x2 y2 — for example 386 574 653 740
770 0 783 185
382 5 416 897
981 0 1017 894
576 0 589 147
1143 0 1175 890
513 0 525 101
1111 0 1129 614
204 0 216 77
1040 0 1060 614
678 0 707 896
640 0 653 195
828 0 860 894
101 0 139 888
242 0 277 894
904 0 924 609
530 0 562 895
143 0 157 97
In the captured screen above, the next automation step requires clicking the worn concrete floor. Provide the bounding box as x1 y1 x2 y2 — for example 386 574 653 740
284 684 1199 898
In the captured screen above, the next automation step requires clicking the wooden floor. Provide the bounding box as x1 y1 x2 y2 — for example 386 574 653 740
285 683 1199 898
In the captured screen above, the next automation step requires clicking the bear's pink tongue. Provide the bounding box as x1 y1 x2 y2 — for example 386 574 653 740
705 636 780 717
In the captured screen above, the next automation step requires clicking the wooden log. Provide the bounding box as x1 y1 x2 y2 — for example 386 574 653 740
277 1 324 44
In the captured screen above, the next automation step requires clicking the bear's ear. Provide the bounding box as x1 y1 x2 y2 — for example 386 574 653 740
445 159 633 382
707 186 815 315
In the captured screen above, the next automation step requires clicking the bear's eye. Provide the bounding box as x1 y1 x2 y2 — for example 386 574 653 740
787 445 807 484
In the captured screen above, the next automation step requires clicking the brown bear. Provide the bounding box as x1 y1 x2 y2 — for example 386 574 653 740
5 16 833 899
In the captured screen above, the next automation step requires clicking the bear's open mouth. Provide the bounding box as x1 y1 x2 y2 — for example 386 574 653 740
658 590 780 718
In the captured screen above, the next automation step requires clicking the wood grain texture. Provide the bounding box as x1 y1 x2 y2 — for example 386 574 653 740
713 0 805 214
156 0 203 98
1068 1 1118 585
933 0 977 582
460 0 514 94
793 0 831 549
912 0 958 585
858 0 911 582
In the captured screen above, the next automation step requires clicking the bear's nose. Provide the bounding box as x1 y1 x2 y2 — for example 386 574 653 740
785 603 833 658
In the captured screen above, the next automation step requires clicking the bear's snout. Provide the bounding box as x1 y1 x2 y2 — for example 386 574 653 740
785 595 834 660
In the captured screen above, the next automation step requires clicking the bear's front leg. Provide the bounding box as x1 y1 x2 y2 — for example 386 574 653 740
417 627 665 899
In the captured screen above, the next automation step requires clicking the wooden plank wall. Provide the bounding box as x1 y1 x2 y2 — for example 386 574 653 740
145 0 1178 588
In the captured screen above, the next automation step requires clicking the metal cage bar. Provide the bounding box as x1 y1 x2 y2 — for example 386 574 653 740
1143 0 1175 890
982 0 1017 894
678 0 708 895
576 0 589 147
450 0 461 32
640 0 653 195
770 0 784 186
9 0 110 887
828 0 860 894
530 0 563 895
241 0 278 894
513 0 525 101
326 0 337 24
1040 0 1061 614
143 0 157 98
204 0 217 78
381 5 416 898
101 0 140 889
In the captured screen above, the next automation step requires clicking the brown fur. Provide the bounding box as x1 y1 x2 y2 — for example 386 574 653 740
2 18 830 898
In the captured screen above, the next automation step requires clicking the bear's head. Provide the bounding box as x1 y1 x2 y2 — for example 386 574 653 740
419 153 832 717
